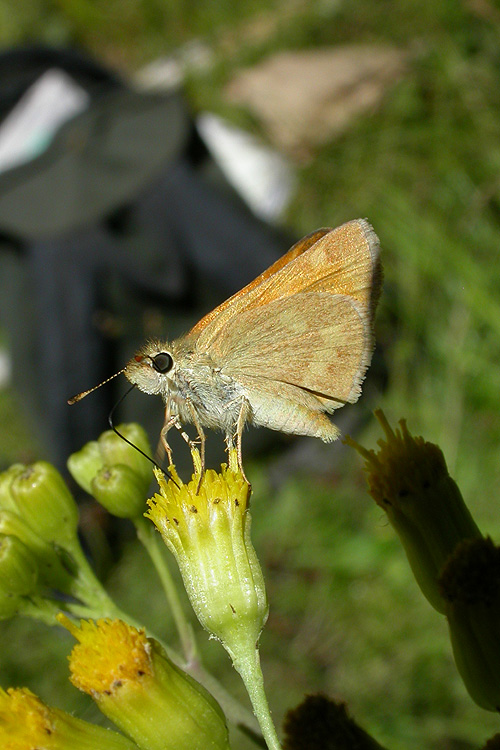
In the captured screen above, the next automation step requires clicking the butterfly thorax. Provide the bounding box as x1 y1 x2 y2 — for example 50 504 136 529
125 338 246 433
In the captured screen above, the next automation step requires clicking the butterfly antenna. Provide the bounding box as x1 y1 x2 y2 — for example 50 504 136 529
109 385 178 486
68 369 127 404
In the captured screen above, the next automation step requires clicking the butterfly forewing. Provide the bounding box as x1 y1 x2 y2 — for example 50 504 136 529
250 219 380 314
188 220 380 353
187 228 332 339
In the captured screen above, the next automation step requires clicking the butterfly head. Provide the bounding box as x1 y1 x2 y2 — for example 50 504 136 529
124 341 177 397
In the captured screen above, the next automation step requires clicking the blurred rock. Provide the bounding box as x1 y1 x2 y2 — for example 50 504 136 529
225 45 408 159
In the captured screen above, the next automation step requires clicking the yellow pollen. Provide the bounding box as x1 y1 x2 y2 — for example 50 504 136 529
58 615 153 695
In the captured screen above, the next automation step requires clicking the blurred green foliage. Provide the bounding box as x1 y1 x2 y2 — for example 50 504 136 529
2 0 500 748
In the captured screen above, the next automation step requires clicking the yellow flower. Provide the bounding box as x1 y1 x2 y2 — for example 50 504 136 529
146 459 268 662
0 686 138 750
61 615 230 750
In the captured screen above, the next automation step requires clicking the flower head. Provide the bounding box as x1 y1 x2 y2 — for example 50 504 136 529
0 686 138 750
348 410 482 613
146 455 282 750
146 460 268 661
61 615 230 750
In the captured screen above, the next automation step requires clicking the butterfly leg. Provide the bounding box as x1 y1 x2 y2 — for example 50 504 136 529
171 400 205 493
225 399 251 485
160 405 178 466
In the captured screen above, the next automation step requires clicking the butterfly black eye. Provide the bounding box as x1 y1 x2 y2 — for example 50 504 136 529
151 352 173 373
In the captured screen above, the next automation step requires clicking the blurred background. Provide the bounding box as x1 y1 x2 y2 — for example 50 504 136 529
1 1 500 748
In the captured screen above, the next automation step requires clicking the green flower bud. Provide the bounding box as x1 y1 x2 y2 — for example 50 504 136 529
348 410 482 613
67 440 104 495
98 424 152 488
0 464 26 512
91 464 148 519
62 616 231 750
9 462 79 548
0 686 139 750
68 424 153 518
0 510 74 591
0 589 21 620
440 537 500 711
0 534 38 618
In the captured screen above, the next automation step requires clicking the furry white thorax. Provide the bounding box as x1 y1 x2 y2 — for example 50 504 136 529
124 340 247 433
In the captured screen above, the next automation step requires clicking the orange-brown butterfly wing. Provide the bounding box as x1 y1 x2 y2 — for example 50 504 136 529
216 291 369 403
243 219 381 316
186 228 332 337
187 220 381 353
210 290 370 439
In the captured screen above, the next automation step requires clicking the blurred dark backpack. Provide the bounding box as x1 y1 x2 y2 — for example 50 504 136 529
0 46 289 467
